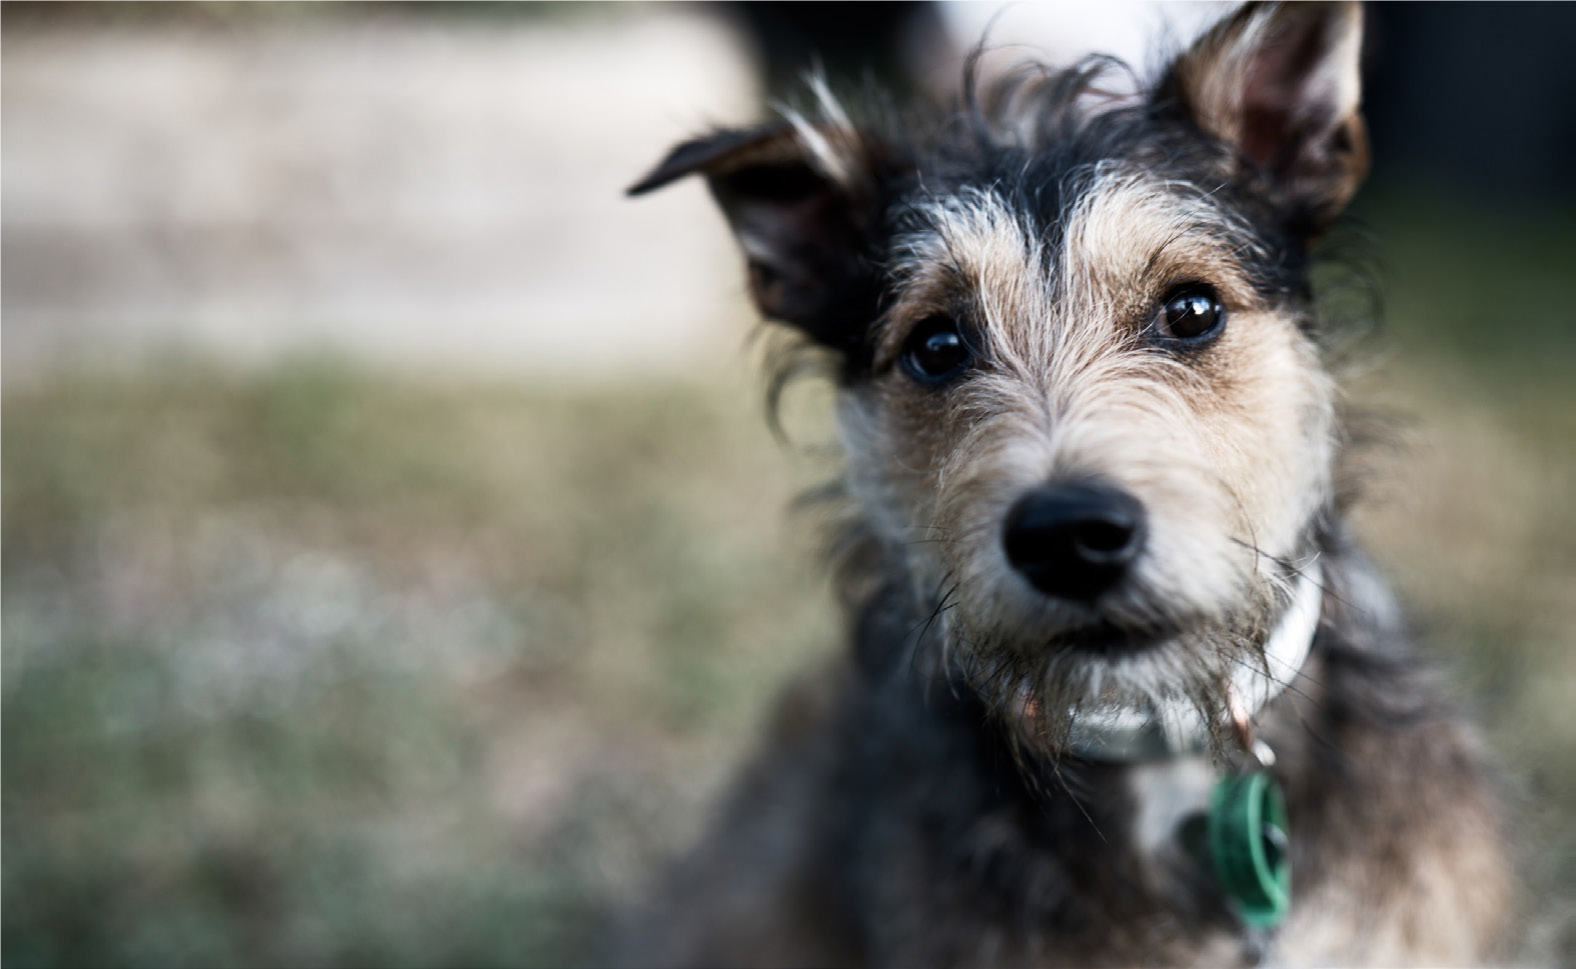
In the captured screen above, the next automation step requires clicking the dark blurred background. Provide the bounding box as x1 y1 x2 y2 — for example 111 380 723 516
4 3 1573 967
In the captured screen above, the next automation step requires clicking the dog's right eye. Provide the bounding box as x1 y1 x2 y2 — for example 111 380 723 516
1153 284 1225 343
900 317 972 385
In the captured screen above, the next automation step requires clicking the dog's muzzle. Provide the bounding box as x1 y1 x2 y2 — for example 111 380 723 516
1064 560 1325 762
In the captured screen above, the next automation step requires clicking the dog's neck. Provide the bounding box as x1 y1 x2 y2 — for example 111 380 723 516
1065 562 1324 763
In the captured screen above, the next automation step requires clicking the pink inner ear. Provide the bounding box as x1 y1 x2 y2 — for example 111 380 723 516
1238 16 1348 172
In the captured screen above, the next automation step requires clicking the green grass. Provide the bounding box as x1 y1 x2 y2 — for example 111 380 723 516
4 195 1574 966
2 359 838 968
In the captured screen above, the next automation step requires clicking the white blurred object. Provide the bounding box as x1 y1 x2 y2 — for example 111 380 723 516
2 10 758 381
937 1 1236 83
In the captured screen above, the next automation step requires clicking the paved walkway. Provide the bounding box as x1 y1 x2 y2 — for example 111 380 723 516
3 10 760 382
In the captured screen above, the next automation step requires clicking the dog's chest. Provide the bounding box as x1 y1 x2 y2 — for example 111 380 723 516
850 698 1265 968
1127 756 1216 870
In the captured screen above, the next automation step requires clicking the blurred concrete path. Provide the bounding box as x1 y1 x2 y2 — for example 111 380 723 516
3 8 760 382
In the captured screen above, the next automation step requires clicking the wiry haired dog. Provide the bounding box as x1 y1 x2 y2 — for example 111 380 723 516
626 3 1512 966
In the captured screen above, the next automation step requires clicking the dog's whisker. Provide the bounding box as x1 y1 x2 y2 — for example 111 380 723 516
1221 650 1327 709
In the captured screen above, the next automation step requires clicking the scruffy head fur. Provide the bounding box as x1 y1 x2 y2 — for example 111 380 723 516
632 1 1364 753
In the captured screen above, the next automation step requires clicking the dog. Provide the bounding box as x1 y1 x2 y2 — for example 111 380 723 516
624 3 1512 966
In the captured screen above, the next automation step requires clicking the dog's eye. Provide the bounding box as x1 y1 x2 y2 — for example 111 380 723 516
1155 285 1225 342
900 317 972 385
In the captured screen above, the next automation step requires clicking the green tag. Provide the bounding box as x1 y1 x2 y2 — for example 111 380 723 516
1208 770 1291 929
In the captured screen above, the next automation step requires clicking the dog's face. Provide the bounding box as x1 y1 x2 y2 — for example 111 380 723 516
843 165 1335 667
632 2 1367 745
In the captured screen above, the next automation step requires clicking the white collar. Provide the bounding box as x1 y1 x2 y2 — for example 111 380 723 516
1065 562 1324 763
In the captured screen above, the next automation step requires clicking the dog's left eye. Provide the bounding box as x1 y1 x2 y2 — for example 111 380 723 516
1154 285 1225 342
900 317 973 385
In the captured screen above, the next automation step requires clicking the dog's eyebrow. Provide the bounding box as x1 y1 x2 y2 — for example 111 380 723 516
1143 223 1205 280
1140 244 1174 285
1137 200 1269 285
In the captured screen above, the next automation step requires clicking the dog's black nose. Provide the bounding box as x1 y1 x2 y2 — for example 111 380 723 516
1002 483 1146 602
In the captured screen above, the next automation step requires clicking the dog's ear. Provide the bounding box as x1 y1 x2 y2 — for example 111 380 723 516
628 122 889 355
1160 0 1367 233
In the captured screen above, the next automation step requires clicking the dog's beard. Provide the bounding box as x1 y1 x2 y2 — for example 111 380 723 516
932 582 1281 759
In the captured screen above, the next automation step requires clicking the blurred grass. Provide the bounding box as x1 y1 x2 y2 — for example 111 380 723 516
2 360 838 968
4 194 1575 966
1345 190 1576 960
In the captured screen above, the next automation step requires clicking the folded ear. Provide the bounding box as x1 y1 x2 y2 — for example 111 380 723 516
628 122 889 356
1160 0 1368 233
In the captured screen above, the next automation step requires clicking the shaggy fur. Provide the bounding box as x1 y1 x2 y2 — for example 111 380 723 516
625 3 1511 966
